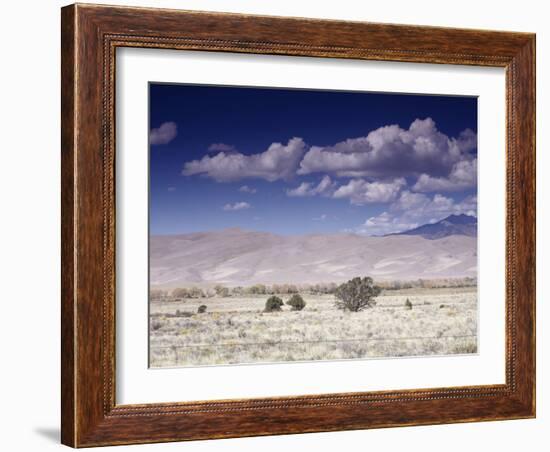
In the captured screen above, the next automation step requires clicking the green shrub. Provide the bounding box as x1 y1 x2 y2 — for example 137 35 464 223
286 294 306 311
197 305 207 314
264 295 284 312
334 277 381 312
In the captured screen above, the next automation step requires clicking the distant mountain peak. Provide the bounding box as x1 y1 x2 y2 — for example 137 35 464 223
388 214 477 240
443 214 477 224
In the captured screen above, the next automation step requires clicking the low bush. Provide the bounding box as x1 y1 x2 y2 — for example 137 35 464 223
264 296 284 312
286 294 306 311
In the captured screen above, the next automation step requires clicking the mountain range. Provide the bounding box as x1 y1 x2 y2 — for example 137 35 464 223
387 214 477 240
150 216 477 287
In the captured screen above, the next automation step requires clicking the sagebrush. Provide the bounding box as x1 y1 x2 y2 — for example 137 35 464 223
334 277 381 312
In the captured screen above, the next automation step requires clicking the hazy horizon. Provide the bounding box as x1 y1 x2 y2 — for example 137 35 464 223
149 212 478 238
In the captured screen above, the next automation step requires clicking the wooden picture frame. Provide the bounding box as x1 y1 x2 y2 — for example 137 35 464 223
61 3 535 447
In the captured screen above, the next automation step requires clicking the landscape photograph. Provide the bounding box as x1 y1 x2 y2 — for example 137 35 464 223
148 83 478 368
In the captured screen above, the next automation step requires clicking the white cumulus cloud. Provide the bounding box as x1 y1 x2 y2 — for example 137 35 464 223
297 118 476 179
150 122 178 145
413 159 477 192
286 175 335 197
222 201 251 211
332 178 406 205
183 138 306 182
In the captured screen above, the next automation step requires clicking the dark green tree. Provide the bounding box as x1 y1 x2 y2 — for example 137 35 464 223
334 277 381 312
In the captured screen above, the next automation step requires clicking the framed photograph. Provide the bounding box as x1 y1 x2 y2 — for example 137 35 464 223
61 3 536 447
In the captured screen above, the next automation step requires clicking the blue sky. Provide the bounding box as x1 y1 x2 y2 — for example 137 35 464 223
149 83 477 236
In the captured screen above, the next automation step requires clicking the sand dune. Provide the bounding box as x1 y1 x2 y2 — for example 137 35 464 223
150 228 477 287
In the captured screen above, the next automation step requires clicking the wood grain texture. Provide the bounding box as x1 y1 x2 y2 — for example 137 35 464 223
61 3 536 447
60 5 76 446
